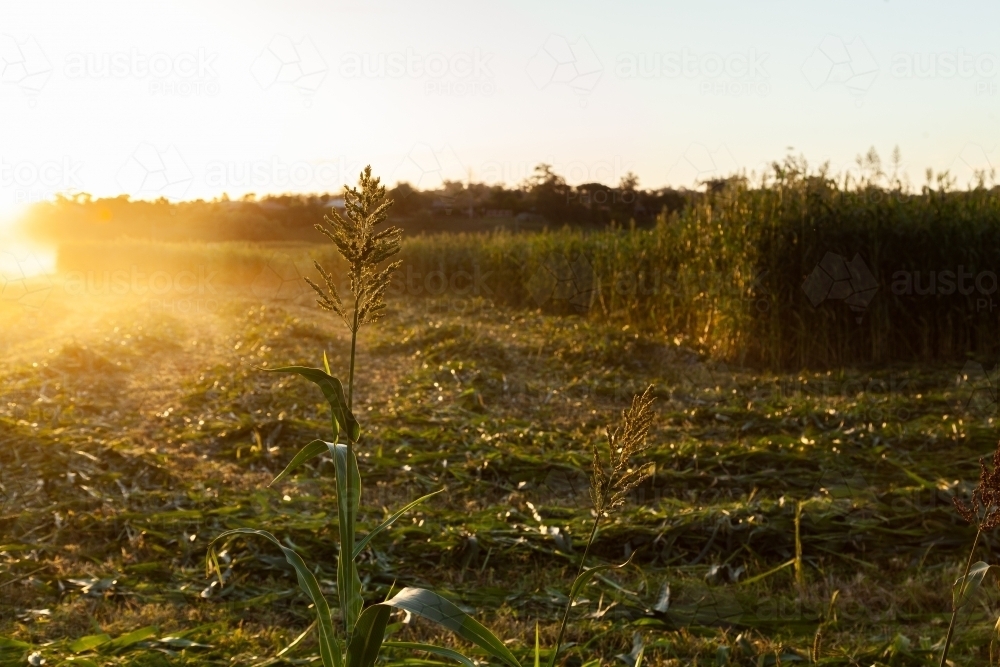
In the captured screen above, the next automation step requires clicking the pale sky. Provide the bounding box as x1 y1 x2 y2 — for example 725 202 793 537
1 0 999 215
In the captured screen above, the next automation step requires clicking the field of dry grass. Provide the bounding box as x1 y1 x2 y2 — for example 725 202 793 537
2 248 1000 665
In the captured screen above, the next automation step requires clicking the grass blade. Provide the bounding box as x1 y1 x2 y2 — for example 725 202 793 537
353 489 444 559
384 587 521 667
209 528 342 667
954 561 993 608
277 621 317 658
569 552 634 602
347 603 392 667
268 439 330 487
264 366 360 441
382 642 477 667
534 622 541 667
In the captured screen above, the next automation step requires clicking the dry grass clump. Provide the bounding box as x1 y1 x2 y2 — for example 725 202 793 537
549 385 657 666
940 440 1000 666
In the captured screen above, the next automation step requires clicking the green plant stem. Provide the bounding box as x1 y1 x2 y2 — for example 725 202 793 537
348 296 360 411
939 528 982 667
550 512 601 667
794 500 804 590
344 296 361 641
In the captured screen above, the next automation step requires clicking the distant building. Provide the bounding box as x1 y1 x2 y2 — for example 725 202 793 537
431 196 457 214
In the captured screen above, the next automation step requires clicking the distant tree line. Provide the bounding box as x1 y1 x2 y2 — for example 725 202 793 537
24 164 693 242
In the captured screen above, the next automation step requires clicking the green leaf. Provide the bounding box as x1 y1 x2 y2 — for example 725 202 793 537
534 622 541 667
0 637 30 649
569 552 635 602
384 587 521 667
69 634 111 654
264 366 360 442
954 561 993 608
332 443 362 641
383 642 478 667
105 626 157 651
269 439 329 487
209 528 342 667
353 489 444 559
347 604 392 667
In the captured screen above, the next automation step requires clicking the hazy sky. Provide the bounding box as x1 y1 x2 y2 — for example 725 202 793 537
1 0 999 214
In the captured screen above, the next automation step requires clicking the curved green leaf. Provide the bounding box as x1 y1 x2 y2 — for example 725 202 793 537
954 561 993 608
569 552 635 602
331 443 362 641
382 641 477 667
264 366 360 441
106 626 157 651
347 604 392 667
353 489 444 559
69 634 111 654
269 439 329 487
208 528 342 667
384 587 521 667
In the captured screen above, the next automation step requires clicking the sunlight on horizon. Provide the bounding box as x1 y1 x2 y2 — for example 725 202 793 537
0 206 56 280
2 1 999 201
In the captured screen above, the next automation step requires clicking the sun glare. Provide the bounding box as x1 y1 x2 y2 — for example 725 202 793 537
0 202 28 235
0 203 56 280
